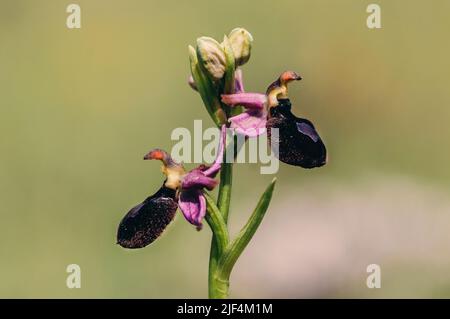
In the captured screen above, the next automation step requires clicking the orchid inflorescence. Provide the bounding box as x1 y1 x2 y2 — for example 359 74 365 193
117 28 327 298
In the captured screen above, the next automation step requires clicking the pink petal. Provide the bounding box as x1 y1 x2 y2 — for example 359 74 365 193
229 109 267 137
182 170 218 190
235 69 244 93
203 124 226 177
179 190 206 227
221 93 266 110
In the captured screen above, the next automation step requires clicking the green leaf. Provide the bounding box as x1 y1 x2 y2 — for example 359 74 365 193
217 178 277 280
204 192 229 255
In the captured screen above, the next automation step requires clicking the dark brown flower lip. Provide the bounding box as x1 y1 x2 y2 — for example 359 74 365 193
267 98 327 169
116 184 178 249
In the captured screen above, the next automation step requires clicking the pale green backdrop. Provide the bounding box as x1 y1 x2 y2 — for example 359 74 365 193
1 0 450 298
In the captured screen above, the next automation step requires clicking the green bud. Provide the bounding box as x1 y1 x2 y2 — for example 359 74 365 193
221 35 235 95
228 28 253 67
196 37 226 81
189 45 227 126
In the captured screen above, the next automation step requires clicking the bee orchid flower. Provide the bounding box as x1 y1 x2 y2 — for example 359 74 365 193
117 125 226 248
221 71 327 168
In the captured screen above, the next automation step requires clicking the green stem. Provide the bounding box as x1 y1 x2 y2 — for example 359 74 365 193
191 29 276 299
207 154 233 298
205 192 229 299
205 193 229 299
216 161 233 222
207 45 235 298
207 238 220 298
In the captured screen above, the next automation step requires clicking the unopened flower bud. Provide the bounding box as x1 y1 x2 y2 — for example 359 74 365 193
196 37 226 81
228 28 253 67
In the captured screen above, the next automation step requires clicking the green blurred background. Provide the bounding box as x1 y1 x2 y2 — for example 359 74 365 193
1 0 450 298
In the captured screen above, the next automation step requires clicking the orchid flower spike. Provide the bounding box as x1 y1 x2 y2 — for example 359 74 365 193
221 71 327 168
117 125 227 249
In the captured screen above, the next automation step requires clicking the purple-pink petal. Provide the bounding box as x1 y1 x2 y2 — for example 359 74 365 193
221 93 266 110
229 109 267 137
179 190 206 227
203 124 226 177
235 69 244 94
181 170 218 190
